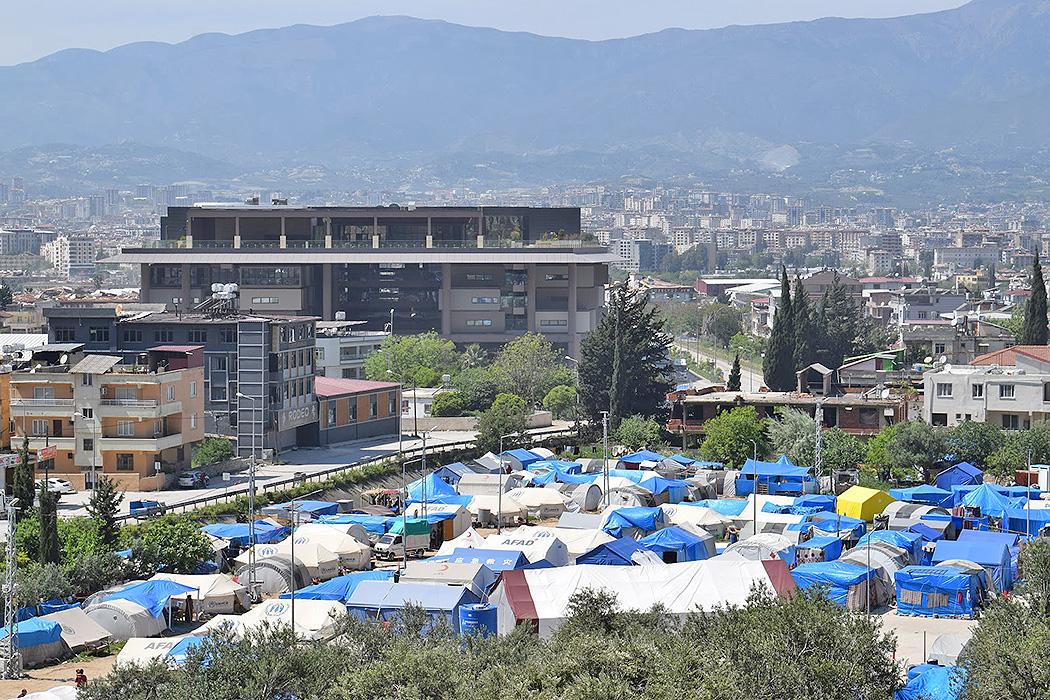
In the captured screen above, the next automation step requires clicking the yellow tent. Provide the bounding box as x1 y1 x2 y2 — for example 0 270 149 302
836 486 896 522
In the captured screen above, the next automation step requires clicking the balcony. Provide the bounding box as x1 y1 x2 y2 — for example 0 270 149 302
99 398 179 418
101 432 185 451
12 398 74 407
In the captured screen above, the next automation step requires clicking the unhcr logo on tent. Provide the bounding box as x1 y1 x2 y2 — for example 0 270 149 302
294 537 309 545
265 603 288 616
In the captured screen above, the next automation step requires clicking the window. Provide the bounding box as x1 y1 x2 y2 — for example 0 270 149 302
54 328 75 342
934 343 946 355
388 392 397 415
81 373 93 386
240 266 302 287
33 387 55 400
190 381 197 398
916 311 928 320
190 413 198 430
117 420 134 437
1044 383 1050 403
31 419 47 436
327 403 336 426
188 329 208 343
219 328 236 344
122 329 142 343
466 319 493 327
116 453 134 471
81 407 93 419
211 356 228 371
88 326 110 343
540 319 568 327
349 399 358 422
211 385 228 402
544 273 569 281
116 387 137 400
471 296 499 305
369 395 378 418
931 413 948 426
82 438 94 452
315 347 325 361
972 384 984 399
154 329 174 343
935 383 953 398
251 297 279 304
1002 414 1020 430
999 384 1015 399
465 273 493 282
167 386 175 402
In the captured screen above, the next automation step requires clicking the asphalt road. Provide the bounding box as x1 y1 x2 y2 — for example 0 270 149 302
675 341 765 391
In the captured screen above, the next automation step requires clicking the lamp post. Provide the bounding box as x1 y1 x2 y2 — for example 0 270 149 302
386 371 403 455
814 398 824 486
600 411 610 509
236 392 261 601
497 432 518 534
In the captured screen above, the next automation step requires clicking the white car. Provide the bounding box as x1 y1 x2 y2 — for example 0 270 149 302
36 478 76 495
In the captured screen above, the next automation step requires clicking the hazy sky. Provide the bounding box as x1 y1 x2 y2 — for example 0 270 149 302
1 0 969 66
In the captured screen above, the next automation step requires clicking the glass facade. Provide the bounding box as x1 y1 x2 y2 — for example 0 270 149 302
336 263 441 333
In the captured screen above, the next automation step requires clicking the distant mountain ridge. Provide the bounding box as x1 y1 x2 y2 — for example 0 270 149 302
2 0 1050 189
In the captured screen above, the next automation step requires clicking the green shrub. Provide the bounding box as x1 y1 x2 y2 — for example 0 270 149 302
193 437 235 467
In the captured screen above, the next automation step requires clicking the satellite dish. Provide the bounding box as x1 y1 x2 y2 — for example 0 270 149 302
923 356 933 364
939 355 947 364
881 389 891 399
59 354 68 365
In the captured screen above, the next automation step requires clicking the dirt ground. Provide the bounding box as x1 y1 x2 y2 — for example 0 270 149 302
0 653 115 697
878 609 976 669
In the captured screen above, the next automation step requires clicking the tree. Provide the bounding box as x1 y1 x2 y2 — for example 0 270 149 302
87 475 125 547
130 516 214 576
459 343 487 369
699 406 768 468
0 283 13 310
192 437 235 467
943 421 1004 468
430 390 466 417
491 333 568 407
17 563 73 607
542 385 577 421
864 425 898 480
791 276 814 371
885 421 943 481
816 272 864 370
614 415 661 450
1021 251 1049 345
762 267 795 391
705 304 742 348
768 408 817 465
726 354 742 391
363 332 460 387
13 433 34 522
475 393 528 454
579 286 673 429
452 366 503 412
986 421 1050 478
38 484 60 565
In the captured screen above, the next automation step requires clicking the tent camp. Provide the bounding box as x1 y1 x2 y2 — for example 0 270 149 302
457 473 523 497
576 537 664 566
0 618 66 667
406 503 472 539
289 523 374 569
639 526 711 563
436 527 487 555
957 484 1026 519
840 541 911 605
1003 506 1050 536
86 599 167 641
883 501 950 521
347 580 481 633
280 571 394 604
261 500 340 521
201 519 289 547
793 535 843 564
505 526 612 563
483 532 569 566
506 488 570 519
722 533 796 563
932 539 1013 592
406 473 458 502
895 566 984 618
500 448 544 471
836 486 896 521
557 512 606 530
790 561 875 611
40 607 111 653
601 506 664 539
239 599 345 641
490 559 796 637
466 494 527 527
150 573 250 616
401 561 496 598
443 548 530 573
617 450 666 469
888 485 953 508
234 556 311 597
659 504 730 538
856 531 924 565
235 540 341 581
549 482 603 512
896 665 965 700
935 462 983 491
736 456 815 497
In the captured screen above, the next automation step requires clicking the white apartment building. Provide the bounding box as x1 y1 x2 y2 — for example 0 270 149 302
314 321 388 379
41 235 97 278
924 351 1050 429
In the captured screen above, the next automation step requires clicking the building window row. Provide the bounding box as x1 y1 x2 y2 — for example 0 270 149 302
466 319 493 327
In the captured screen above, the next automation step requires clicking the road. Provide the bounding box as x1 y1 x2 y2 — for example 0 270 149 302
674 342 765 391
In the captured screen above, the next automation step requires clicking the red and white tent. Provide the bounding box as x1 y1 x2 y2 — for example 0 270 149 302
489 559 795 637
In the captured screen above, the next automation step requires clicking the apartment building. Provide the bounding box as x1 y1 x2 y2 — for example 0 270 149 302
7 345 205 490
41 235 97 278
314 321 388 379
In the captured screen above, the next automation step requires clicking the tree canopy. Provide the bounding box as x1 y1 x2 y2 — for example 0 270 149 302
364 332 460 387
475 393 529 454
1021 251 1049 345
763 266 796 391
699 406 768 468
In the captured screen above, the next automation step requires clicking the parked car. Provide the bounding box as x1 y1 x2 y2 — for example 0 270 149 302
129 500 166 518
177 470 210 488
35 478 76 495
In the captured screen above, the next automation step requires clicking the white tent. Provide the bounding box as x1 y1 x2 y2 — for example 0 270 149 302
20 687 77 700
466 494 527 527
406 503 472 538
457 473 524 496
436 527 487 555
722 533 796 562
289 524 373 570
195 614 244 636
483 532 569 567
506 525 612 563
401 561 496 598
234 556 312 597
115 636 185 666
659 504 730 538
490 559 796 637
928 631 973 665
530 447 556 459
600 476 651 493
41 606 112 652
238 599 345 641
304 520 371 545
544 482 603 513
151 573 251 616
506 488 570 519
235 540 340 581
85 599 166 641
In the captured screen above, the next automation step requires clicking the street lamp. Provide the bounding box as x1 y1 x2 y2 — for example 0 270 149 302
236 392 261 601
386 370 403 455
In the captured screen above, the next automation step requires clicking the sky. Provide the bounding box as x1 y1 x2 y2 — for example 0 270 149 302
1 0 970 66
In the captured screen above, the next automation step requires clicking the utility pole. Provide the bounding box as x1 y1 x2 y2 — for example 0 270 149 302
601 411 610 509
2 496 20 680
814 399 824 486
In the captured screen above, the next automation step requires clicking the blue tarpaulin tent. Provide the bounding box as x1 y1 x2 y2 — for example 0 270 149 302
935 462 983 491
895 566 983 618
1002 507 1050 536
432 462 473 486
602 507 664 537
347 581 481 634
444 548 529 573
530 469 598 486
166 635 206 665
280 571 394 603
737 456 814 496
858 530 924 564
958 530 1021 581
105 580 197 617
667 454 696 466
889 484 953 508
806 512 867 540
689 499 748 517
932 539 1012 592
407 473 458 501
617 450 666 467
264 500 340 518
532 459 582 473
790 562 874 608
794 494 836 512
202 520 289 547
796 535 842 562
958 484 1026 518
317 514 392 536
896 665 965 700
577 537 651 566
0 617 62 648
501 448 542 469
639 526 709 562
639 477 691 503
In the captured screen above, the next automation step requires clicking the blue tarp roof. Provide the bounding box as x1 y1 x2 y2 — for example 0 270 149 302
105 580 197 617
790 562 874 607
531 459 582 473
858 530 924 564
267 500 339 516
959 484 1026 518
689 499 748 517
932 539 1011 591
740 455 812 478
444 548 529 573
1002 507 1050 536
896 665 965 700
201 520 289 547
434 462 473 478
602 507 663 537
407 473 458 501
805 512 867 539
577 537 650 566
895 566 982 617
618 450 666 464
906 522 944 542
797 535 843 561
530 469 597 486
794 494 836 511
167 635 206 665
0 617 61 648
639 526 709 561
667 454 696 466
502 448 542 467
935 462 983 490
889 484 953 508
347 580 479 611
280 570 394 603
317 514 392 535
639 477 691 501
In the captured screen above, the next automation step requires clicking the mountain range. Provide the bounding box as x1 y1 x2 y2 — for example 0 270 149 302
2 0 1050 198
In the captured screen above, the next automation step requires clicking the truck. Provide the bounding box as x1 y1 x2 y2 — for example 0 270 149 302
374 517 431 560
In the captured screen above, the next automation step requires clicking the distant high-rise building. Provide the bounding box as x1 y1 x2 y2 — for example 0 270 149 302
89 194 107 218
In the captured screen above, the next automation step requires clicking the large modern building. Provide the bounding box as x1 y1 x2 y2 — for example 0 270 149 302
107 204 614 354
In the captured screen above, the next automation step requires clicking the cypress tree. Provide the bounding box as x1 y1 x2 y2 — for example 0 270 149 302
13 434 34 521
763 266 796 391
1021 252 1048 345
817 272 863 370
727 353 742 392
38 485 60 565
792 275 813 371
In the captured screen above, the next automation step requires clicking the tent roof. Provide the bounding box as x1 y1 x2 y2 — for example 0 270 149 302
791 561 873 588
932 539 1010 568
279 571 393 603
578 537 651 565
406 473 458 500
619 450 667 464
347 580 478 610
444 547 529 573
201 519 288 546
640 526 708 549
104 580 197 617
959 484 1025 517
0 617 61 647
502 448 542 465
740 456 811 478
40 607 111 650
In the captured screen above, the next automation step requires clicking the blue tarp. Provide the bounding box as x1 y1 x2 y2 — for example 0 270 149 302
689 499 748 517
577 537 650 566
267 500 340 517
737 456 814 497
502 448 542 468
0 617 62 648
667 454 696 466
105 580 198 617
639 477 691 503
790 562 874 608
797 535 843 562
413 494 475 507
958 484 1026 518
407 473 458 501
166 635 206 665
889 484 953 508
280 570 394 603
806 512 867 540
739 456 811 478
201 520 289 547
906 522 943 542
932 539 1012 592
639 526 709 562
895 566 982 618
444 548 529 573
532 459 582 473
529 467 597 486
433 463 473 484
896 665 965 700
1002 507 1050 536
601 507 664 537
958 530 1021 581
857 530 924 564
935 462 983 491
618 450 666 466
794 494 836 512
317 514 393 535
949 483 1030 506
347 581 481 634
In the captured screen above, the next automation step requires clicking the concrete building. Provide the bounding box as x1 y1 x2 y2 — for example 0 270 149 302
41 236 97 278
7 345 205 490
314 321 388 379
316 376 401 445
107 205 614 355
609 238 656 273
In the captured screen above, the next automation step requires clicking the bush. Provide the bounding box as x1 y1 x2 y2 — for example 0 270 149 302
193 437 235 468
65 550 126 596
476 393 529 454
542 385 577 421
129 516 214 576
18 563 73 606
614 415 661 450
430 391 466 417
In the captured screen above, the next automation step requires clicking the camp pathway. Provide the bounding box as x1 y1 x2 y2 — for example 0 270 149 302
0 653 115 697
878 609 976 670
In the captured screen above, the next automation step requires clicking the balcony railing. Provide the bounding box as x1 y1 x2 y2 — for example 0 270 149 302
100 399 159 407
192 240 235 249
240 240 282 249
12 398 74 407
330 240 373 249
285 240 327 249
